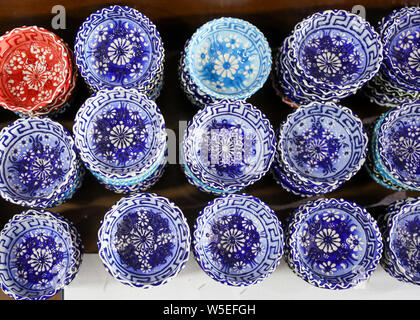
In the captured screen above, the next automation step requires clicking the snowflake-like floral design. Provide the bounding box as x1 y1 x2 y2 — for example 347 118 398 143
301 32 364 85
392 215 420 277
193 32 260 94
385 119 420 181
207 212 262 272
7 134 69 197
290 117 348 175
89 103 151 166
113 209 174 272
10 231 67 289
87 20 151 85
298 210 366 276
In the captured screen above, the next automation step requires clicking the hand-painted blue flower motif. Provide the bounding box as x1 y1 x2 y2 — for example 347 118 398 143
6 134 69 198
290 117 348 175
113 209 174 272
300 32 364 86
89 102 151 167
10 230 68 289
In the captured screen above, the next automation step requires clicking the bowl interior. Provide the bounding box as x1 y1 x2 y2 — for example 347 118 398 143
0 28 68 110
186 18 271 99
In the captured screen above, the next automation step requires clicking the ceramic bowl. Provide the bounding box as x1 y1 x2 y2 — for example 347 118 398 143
286 198 383 289
193 193 284 286
182 99 276 194
98 193 190 288
381 7 420 92
74 5 164 96
289 10 383 93
73 87 167 190
0 117 82 208
0 26 71 116
278 102 367 189
380 197 420 285
0 210 83 300
183 17 271 103
375 103 420 190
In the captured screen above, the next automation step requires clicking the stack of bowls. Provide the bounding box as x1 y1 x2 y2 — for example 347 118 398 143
73 88 167 193
179 17 272 108
364 7 420 108
182 99 276 194
74 5 164 100
98 193 190 288
0 209 83 300
193 194 284 286
285 198 383 289
365 103 420 191
380 197 420 285
272 10 383 108
0 117 83 208
271 102 368 196
0 26 77 117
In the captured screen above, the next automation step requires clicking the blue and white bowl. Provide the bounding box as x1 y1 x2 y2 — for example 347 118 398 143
0 117 82 208
73 88 167 193
98 193 190 288
289 10 383 93
274 102 367 195
375 103 420 190
0 210 83 300
181 17 271 107
193 194 284 286
286 198 383 290
74 5 164 99
364 7 420 107
182 99 276 194
380 197 420 285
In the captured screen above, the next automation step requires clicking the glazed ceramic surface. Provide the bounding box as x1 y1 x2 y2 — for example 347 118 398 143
184 17 271 101
98 193 190 288
193 194 284 286
182 99 275 194
0 117 81 208
279 102 367 187
376 103 420 190
0 26 71 114
0 210 82 300
73 88 166 182
74 5 164 93
290 10 382 91
287 198 383 289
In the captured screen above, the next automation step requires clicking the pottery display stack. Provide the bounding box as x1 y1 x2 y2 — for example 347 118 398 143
272 10 383 108
380 197 420 285
179 17 272 108
73 88 167 194
271 101 368 196
284 198 383 289
365 103 420 191
364 7 420 108
0 26 77 117
74 5 165 100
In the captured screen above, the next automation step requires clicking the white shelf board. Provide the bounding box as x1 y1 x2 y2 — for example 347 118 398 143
64 253 420 300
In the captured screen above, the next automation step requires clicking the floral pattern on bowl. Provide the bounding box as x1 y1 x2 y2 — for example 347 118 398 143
184 17 271 101
98 193 190 288
74 5 164 94
182 99 275 194
0 210 83 300
0 26 71 115
73 88 166 183
0 117 81 208
193 194 284 286
286 198 383 289
278 102 367 187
